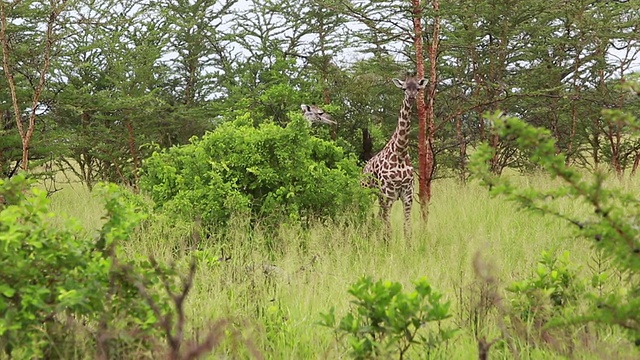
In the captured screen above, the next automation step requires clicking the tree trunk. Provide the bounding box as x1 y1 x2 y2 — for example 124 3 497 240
567 97 577 166
631 151 640 177
566 51 582 166
425 1 439 198
125 120 140 191
455 115 466 182
361 127 373 163
606 123 623 178
413 0 427 219
413 0 439 220
592 125 600 168
317 9 336 141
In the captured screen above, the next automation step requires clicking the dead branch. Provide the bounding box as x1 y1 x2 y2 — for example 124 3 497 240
0 0 69 171
472 251 520 360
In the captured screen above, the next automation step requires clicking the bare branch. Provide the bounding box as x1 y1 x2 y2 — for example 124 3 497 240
0 1 25 139
0 0 69 170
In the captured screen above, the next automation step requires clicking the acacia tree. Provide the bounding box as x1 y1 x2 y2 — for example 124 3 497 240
330 57 406 161
424 0 640 179
0 0 68 172
500 0 640 175
219 0 333 126
53 0 172 189
589 1 640 176
159 0 238 106
275 0 349 104
297 1 351 140
1 0 635 190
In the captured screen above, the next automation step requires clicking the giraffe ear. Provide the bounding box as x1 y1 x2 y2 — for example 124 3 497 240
301 104 310 112
392 78 404 88
418 78 428 88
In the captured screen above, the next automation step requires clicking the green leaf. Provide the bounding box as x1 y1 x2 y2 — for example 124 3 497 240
0 285 16 298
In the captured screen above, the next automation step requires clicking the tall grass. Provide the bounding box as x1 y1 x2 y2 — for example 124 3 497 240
46 174 640 359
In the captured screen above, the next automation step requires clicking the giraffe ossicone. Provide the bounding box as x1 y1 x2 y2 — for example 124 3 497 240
301 104 337 125
362 77 428 240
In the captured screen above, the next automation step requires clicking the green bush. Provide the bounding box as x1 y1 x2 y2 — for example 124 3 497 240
0 176 171 358
319 276 456 359
505 250 590 351
140 114 372 229
508 250 585 322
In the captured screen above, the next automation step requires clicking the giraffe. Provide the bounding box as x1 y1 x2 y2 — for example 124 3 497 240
301 104 337 125
362 77 427 239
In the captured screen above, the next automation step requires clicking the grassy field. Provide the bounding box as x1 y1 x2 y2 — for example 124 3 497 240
44 174 640 359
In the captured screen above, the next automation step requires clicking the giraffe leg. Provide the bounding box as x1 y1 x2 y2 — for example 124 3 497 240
401 187 413 240
379 196 393 242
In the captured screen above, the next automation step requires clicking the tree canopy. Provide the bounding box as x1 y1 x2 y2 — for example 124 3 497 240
0 0 638 186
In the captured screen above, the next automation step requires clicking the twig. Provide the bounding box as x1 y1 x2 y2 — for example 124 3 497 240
472 252 520 360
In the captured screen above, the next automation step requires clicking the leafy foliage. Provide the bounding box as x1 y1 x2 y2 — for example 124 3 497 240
508 251 585 322
504 250 591 352
141 115 372 229
319 276 456 359
0 176 173 358
470 109 640 343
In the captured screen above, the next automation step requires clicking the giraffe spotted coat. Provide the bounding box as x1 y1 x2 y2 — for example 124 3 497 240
362 77 427 239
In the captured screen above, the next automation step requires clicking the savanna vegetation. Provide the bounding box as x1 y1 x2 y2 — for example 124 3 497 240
1 0 640 358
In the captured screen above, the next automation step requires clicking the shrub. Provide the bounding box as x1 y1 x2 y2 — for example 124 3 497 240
0 176 103 358
0 176 171 358
505 250 589 351
470 109 640 344
508 250 585 322
140 114 372 229
319 276 456 359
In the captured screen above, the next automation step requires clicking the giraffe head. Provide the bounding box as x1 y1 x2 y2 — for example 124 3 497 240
392 77 428 100
301 104 337 125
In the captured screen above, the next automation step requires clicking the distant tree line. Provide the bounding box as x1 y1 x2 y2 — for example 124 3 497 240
1 0 639 190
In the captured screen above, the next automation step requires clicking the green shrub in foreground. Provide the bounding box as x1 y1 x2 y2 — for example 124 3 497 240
140 114 373 229
506 250 589 352
508 250 585 322
320 276 456 359
0 176 172 358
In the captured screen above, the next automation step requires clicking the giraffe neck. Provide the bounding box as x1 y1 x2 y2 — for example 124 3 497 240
391 95 413 156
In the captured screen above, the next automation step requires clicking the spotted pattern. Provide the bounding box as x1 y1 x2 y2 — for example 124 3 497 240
362 77 427 239
301 104 337 125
